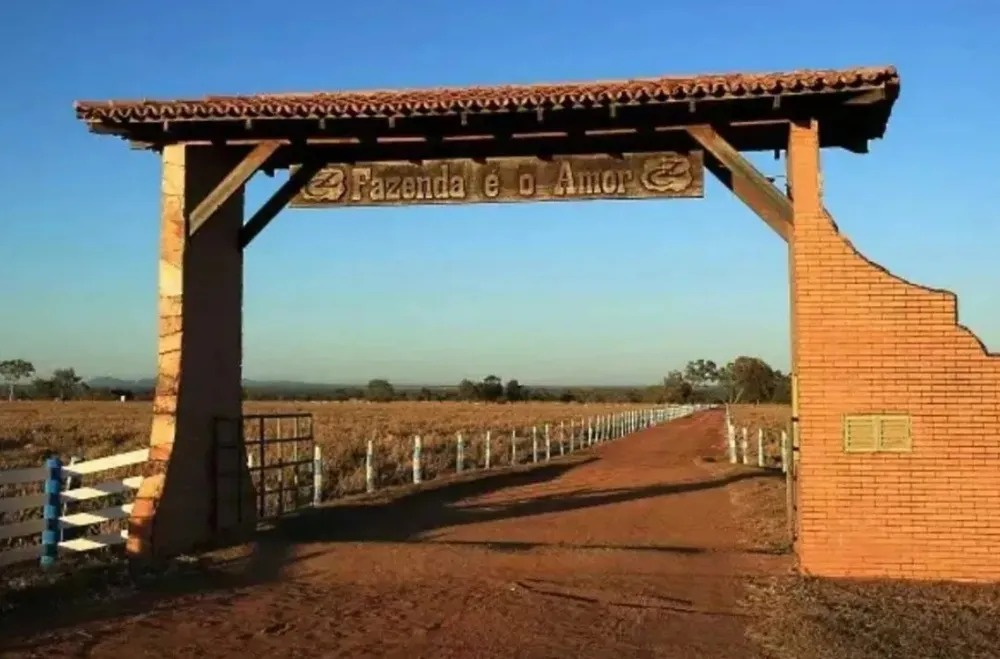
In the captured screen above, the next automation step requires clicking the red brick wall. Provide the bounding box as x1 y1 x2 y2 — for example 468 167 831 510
789 121 1000 582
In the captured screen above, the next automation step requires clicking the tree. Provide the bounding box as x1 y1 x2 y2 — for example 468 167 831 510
365 378 396 402
718 357 777 403
51 368 84 400
457 379 479 401
0 359 35 401
480 375 504 402
504 379 523 402
32 377 58 400
662 370 693 403
683 359 719 390
771 370 792 404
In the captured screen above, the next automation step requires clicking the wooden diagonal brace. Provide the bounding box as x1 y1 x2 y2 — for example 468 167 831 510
686 125 792 243
188 141 281 235
239 161 325 249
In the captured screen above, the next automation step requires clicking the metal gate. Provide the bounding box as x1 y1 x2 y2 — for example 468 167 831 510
213 412 316 532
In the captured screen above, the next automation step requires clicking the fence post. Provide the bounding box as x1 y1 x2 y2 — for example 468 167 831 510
365 439 375 493
587 420 593 447
40 456 62 569
727 422 737 464
485 430 492 470
456 432 465 474
313 446 323 505
61 456 81 543
413 435 422 484
740 427 750 466
781 430 789 474
569 419 575 452
511 430 517 464
757 428 765 468
559 422 565 456
532 426 538 463
545 424 551 461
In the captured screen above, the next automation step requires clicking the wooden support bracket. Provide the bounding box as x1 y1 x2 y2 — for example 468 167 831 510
686 125 792 242
239 161 325 249
188 141 281 235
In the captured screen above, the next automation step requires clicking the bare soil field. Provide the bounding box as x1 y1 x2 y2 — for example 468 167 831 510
3 405 999 658
728 403 792 435
0 400 643 496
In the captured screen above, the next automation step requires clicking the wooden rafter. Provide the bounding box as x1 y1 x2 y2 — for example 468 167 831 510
686 125 792 242
188 141 281 235
239 161 325 249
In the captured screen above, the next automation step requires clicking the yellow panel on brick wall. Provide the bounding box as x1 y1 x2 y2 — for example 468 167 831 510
842 414 912 454
877 415 913 452
843 415 878 452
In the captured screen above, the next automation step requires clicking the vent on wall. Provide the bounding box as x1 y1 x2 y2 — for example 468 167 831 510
843 414 912 453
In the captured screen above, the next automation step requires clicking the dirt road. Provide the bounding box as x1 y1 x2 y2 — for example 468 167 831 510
2 409 791 658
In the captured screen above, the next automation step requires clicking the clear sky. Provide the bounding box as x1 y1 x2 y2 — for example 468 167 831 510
0 1 997 386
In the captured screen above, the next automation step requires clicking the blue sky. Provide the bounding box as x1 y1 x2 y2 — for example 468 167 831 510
0 1 997 386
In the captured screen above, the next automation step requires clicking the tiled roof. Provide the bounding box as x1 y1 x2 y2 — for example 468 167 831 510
74 66 898 124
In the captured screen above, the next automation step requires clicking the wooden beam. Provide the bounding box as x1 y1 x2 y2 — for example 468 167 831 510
686 124 791 242
239 160 324 249
188 141 280 235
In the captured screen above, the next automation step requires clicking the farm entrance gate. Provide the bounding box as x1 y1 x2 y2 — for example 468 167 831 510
74 65 1000 582
211 413 316 537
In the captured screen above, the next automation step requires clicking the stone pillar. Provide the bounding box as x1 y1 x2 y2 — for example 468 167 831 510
127 144 256 560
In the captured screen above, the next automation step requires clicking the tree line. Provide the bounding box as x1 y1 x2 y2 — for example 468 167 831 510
0 356 791 405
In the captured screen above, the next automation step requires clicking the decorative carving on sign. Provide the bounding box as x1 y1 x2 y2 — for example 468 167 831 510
290 151 703 207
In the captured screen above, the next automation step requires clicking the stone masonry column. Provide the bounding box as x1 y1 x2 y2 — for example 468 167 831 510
127 144 256 560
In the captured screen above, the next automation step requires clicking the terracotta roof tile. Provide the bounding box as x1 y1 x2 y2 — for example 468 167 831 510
74 66 898 124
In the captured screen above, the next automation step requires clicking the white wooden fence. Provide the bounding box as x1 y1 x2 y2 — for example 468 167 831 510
1 403 713 570
723 405 790 471
366 404 710 492
0 448 148 569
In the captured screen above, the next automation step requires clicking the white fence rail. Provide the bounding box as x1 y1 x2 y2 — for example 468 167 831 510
723 405 790 471
1 404 714 571
0 449 148 569
355 404 712 496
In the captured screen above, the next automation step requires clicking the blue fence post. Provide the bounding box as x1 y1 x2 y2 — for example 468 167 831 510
40 455 62 569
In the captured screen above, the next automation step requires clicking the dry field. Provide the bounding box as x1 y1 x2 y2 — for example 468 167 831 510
3 403 1000 658
728 402 792 434
0 400 648 497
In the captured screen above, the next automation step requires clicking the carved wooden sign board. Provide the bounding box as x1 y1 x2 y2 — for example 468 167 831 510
289 151 704 207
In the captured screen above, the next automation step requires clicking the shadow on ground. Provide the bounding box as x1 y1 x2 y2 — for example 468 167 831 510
0 441 781 650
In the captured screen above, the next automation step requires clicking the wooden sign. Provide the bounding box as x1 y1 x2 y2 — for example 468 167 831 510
289 151 703 208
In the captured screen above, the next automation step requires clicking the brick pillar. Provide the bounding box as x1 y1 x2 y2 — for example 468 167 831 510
127 144 256 560
788 120 1000 581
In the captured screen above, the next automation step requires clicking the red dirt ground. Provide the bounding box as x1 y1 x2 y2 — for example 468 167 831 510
1 409 792 658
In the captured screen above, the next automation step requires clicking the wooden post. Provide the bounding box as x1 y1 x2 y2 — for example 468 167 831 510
740 427 750 465
559 422 565 456
569 419 575 452
312 446 322 506
545 425 551 461
365 439 375 493
456 432 465 474
781 430 789 474
485 430 492 470
757 428 765 468
413 435 422 484
511 430 517 464
727 423 738 464
532 426 538 463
